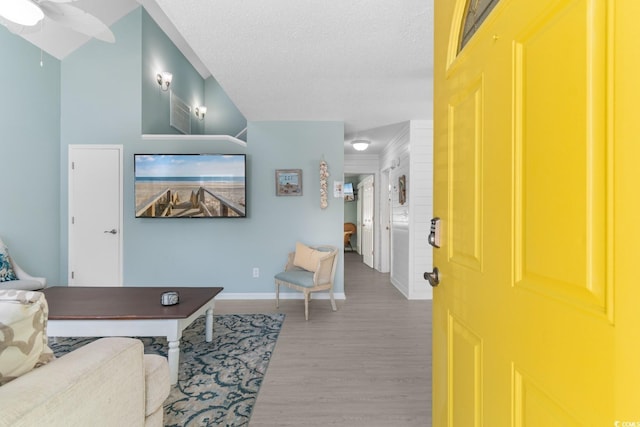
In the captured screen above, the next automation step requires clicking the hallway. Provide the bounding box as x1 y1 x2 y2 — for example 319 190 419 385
216 251 432 426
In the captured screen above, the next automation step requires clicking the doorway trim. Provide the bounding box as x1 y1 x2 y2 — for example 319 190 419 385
344 157 384 271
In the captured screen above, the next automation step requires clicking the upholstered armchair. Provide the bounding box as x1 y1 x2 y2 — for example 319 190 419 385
9 259 46 290
0 238 46 291
274 243 339 320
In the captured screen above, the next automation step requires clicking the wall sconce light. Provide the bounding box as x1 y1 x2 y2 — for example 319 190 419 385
351 139 371 151
194 106 207 120
156 71 173 91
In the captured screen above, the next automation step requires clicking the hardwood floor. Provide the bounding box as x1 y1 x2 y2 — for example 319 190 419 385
215 251 432 426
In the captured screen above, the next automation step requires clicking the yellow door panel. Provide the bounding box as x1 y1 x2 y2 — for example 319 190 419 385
513 370 582 427
433 0 638 425
513 0 609 315
448 313 483 427
448 76 484 271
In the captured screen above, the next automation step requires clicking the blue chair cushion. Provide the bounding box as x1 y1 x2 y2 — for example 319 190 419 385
275 269 315 288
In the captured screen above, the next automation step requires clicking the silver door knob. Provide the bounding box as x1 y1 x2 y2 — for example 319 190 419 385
424 267 440 287
104 229 117 234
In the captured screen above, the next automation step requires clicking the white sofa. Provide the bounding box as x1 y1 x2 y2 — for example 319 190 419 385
0 337 170 427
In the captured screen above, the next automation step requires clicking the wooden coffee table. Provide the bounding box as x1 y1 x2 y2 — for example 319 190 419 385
43 286 224 384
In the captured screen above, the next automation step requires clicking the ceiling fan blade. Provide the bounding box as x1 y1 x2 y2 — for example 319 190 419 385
42 0 78 3
39 2 115 43
0 16 41 36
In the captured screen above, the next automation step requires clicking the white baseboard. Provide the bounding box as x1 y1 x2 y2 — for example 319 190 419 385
216 292 346 300
408 291 433 300
390 277 410 299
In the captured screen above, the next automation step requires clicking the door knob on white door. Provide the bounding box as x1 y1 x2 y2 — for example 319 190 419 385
104 229 117 234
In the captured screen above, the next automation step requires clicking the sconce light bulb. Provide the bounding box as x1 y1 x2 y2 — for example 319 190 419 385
195 106 207 119
156 71 173 91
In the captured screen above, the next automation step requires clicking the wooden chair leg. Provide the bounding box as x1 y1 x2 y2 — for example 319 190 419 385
329 289 337 311
275 283 280 308
304 292 310 320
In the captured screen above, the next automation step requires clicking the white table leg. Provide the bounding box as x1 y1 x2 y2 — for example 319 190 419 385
167 340 180 385
205 306 213 342
167 339 180 384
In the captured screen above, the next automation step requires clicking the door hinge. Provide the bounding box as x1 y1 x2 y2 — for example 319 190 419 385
71 271 74 279
71 161 75 170
71 216 75 225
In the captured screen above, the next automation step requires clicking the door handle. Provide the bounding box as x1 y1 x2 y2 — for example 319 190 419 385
424 267 440 287
104 229 117 235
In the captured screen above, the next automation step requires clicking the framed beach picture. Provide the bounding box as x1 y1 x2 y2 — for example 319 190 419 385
275 169 302 196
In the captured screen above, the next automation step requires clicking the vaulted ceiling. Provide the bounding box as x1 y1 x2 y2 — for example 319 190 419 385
5 0 433 153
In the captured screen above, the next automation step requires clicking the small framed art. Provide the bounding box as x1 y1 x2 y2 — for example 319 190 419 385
275 169 303 196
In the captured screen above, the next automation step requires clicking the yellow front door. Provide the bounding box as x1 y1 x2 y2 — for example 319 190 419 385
433 0 640 425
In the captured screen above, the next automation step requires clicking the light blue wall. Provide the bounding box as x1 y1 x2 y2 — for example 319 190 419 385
60 7 143 283
0 27 60 281
141 8 205 135
204 76 247 139
127 121 345 294
243 121 344 294
140 9 246 137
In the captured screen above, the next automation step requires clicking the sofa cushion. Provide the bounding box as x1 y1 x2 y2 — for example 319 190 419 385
0 337 148 427
0 290 55 385
275 269 315 288
0 240 17 283
143 354 170 417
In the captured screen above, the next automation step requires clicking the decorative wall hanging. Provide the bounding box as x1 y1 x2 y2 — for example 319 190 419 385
399 174 407 205
275 169 302 196
320 160 329 209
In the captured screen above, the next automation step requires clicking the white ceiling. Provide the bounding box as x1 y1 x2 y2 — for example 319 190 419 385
5 0 433 151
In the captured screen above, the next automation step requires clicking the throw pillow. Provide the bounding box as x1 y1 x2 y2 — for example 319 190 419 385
0 239 17 282
0 290 55 385
293 242 324 273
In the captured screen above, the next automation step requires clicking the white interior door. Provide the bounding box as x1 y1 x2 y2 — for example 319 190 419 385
69 145 123 286
361 176 374 268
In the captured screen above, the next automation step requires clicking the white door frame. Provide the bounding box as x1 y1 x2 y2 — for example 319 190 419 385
356 185 363 254
360 175 375 268
68 144 123 286
379 168 391 273
344 160 385 271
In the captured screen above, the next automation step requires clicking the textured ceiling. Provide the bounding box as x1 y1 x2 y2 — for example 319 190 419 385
6 0 433 142
154 0 433 137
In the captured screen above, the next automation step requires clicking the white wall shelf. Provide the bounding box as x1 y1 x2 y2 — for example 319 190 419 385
141 134 247 147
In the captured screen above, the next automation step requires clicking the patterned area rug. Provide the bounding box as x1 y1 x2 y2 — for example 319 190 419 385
49 313 285 426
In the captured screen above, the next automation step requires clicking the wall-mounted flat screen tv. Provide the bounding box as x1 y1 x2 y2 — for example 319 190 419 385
134 154 246 218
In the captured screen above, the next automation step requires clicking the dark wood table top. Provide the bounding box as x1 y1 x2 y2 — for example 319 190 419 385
42 286 224 320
